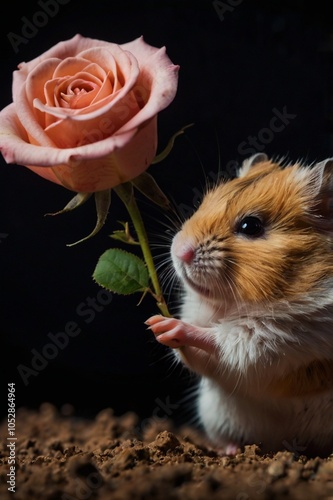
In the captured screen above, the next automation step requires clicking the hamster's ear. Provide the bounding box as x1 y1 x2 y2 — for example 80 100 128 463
309 158 333 233
238 153 269 178
308 157 333 195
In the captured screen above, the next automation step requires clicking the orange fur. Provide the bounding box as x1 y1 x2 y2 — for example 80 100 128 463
268 359 333 397
180 160 333 305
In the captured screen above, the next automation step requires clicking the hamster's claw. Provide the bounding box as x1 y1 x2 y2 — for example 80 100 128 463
145 315 187 347
145 315 217 354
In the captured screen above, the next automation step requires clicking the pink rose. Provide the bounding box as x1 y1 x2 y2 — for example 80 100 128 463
0 34 179 192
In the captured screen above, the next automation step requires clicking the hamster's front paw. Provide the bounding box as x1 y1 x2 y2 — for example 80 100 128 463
145 315 216 354
223 443 241 456
145 315 190 348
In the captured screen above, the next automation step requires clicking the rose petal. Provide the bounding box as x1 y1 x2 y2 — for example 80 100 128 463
23 58 58 108
0 101 136 168
49 116 157 192
52 57 107 80
42 85 140 149
115 40 179 133
16 34 99 75
31 50 140 122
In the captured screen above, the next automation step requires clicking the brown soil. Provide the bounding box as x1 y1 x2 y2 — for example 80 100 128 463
1 403 333 500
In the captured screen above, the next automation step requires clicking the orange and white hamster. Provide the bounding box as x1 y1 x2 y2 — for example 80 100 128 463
146 153 333 457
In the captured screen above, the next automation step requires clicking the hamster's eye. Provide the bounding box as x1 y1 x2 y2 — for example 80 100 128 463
236 216 265 238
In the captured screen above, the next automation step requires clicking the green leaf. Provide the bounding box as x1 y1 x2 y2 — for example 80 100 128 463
110 221 140 245
151 123 194 164
131 171 171 209
45 192 92 216
66 189 111 247
93 248 149 295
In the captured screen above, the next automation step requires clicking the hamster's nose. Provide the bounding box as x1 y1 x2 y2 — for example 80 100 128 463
172 238 195 264
178 245 195 264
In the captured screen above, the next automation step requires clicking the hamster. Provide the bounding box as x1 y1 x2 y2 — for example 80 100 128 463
146 152 333 457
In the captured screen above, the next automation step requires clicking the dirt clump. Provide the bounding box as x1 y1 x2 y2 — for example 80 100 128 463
1 403 333 499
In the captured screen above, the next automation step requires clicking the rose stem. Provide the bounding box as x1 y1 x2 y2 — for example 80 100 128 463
114 183 171 318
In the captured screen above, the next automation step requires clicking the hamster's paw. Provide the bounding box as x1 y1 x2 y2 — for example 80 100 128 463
145 315 191 348
145 315 216 354
223 443 241 456
208 442 241 457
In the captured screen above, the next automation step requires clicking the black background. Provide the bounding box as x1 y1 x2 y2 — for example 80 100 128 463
1 0 333 425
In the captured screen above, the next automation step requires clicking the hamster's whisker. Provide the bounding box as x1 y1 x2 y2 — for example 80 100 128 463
153 252 173 266
155 258 177 288
175 383 202 428
148 344 180 373
137 200 180 234
222 272 242 315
